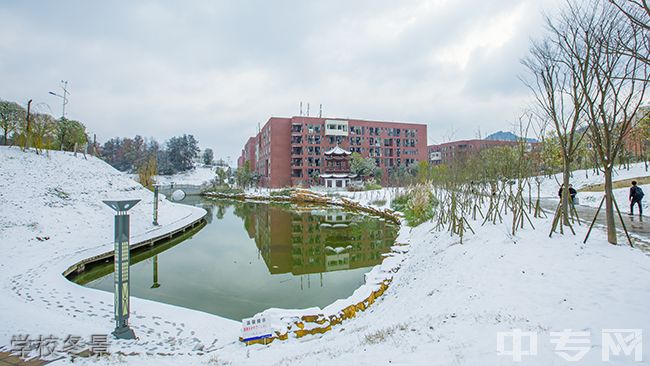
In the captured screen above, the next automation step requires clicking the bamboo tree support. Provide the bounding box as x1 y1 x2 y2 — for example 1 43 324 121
550 199 576 237
612 198 633 247
527 180 533 214
550 201 562 236
569 199 582 225
583 195 633 247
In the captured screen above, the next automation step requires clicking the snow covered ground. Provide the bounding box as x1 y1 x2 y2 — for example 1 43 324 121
85 189 650 366
0 147 239 360
2 150 649 365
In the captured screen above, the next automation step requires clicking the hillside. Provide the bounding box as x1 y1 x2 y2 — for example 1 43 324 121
485 130 538 143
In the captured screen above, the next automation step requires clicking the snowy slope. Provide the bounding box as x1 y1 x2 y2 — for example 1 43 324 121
0 147 239 359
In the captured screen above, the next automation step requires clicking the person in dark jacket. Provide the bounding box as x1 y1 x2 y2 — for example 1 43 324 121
568 184 577 204
629 181 644 215
558 184 578 205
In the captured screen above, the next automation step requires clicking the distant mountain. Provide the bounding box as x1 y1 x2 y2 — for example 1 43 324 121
484 131 538 143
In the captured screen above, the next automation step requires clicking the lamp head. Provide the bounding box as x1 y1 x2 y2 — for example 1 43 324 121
103 199 141 212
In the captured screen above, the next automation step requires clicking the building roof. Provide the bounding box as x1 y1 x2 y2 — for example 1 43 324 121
320 173 357 179
324 145 352 156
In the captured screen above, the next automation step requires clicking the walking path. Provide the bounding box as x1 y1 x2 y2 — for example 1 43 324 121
540 198 650 251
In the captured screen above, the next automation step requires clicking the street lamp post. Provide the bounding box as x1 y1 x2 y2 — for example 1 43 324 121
152 184 160 226
102 199 140 340
48 80 69 120
49 80 70 151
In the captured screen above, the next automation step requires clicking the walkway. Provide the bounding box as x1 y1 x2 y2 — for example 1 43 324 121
540 198 650 250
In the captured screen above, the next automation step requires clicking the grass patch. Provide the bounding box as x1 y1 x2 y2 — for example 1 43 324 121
362 323 409 345
370 199 387 206
580 176 650 192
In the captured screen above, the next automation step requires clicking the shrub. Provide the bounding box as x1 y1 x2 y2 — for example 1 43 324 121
391 184 436 226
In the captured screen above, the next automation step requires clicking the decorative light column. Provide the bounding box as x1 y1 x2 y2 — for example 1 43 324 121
151 255 160 289
152 184 160 226
103 199 140 340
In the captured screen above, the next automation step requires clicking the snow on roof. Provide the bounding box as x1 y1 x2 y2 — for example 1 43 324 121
320 173 357 178
324 145 352 156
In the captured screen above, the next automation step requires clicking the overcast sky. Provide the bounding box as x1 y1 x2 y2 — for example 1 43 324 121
1 0 562 162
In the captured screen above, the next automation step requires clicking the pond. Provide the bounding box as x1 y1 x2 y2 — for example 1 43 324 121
76 198 399 321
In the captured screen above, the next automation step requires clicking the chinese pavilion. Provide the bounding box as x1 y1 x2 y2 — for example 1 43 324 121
321 145 356 189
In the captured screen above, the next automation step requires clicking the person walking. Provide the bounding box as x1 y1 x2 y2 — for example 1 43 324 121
629 181 644 216
568 184 577 205
558 184 578 205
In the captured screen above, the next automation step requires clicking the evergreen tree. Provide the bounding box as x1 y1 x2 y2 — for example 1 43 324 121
166 134 200 173
203 148 214 165
0 100 26 145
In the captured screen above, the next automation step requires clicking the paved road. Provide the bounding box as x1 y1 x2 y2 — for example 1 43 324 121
540 198 650 250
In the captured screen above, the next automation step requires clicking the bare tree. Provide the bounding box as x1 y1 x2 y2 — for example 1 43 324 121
522 14 588 233
610 0 650 31
567 0 648 244
610 0 650 66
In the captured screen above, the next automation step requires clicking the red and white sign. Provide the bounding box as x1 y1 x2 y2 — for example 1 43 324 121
241 315 272 342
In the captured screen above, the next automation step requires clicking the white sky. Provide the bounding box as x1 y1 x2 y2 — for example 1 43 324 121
0 0 563 162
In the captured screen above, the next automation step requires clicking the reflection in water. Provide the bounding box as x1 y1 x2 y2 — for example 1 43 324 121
234 203 397 277
81 199 398 320
150 255 160 289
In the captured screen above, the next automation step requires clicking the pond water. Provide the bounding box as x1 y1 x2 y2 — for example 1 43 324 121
78 198 399 321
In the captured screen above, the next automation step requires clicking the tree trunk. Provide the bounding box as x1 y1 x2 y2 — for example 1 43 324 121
604 167 617 244
562 164 571 226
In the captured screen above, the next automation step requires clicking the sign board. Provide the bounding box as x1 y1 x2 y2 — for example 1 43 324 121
241 315 273 342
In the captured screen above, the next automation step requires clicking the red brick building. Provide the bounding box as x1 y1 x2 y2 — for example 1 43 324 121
428 139 531 165
238 116 428 188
